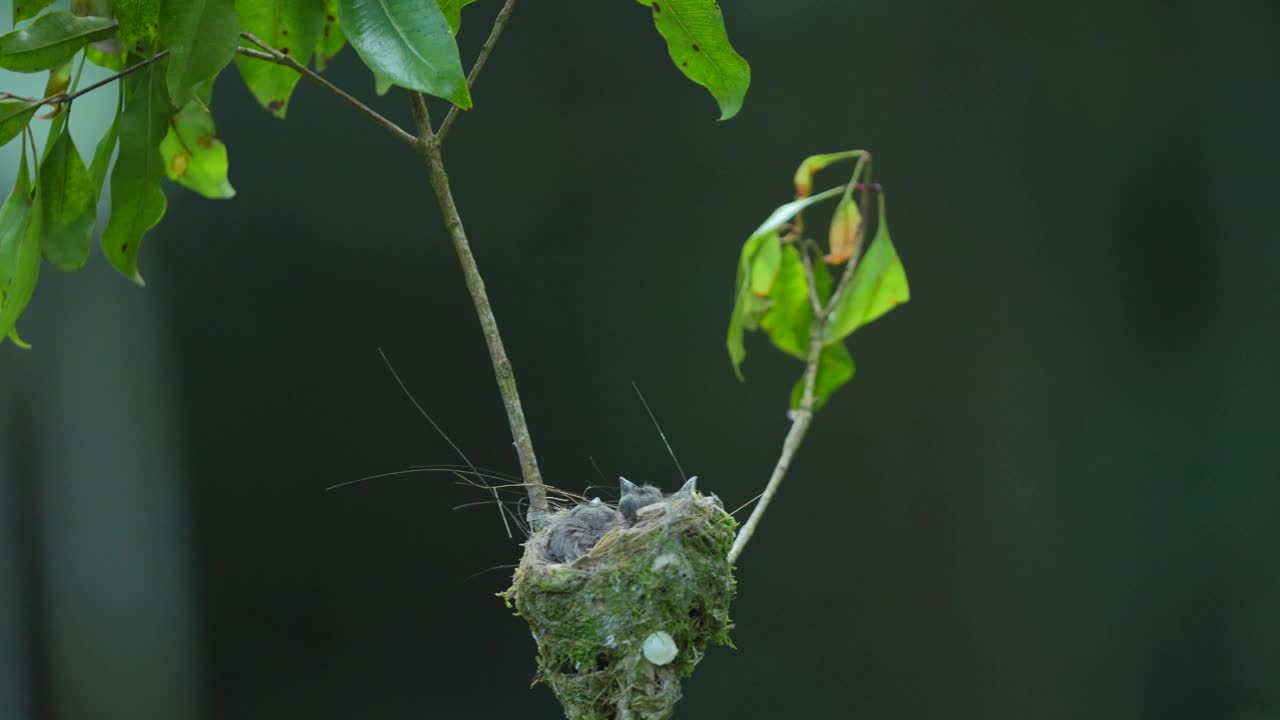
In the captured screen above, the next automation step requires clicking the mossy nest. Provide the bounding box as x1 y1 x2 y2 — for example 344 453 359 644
503 486 737 720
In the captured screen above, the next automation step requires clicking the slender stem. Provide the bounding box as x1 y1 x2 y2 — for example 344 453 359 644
728 322 823 565
436 0 518 143
7 50 171 109
235 36 417 148
409 92 549 529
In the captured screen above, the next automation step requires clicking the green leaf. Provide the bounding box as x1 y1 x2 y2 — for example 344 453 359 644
759 245 812 359
749 184 846 240
0 145 34 285
338 0 470 108
86 44 128 70
14 0 57 24
160 0 239 105
437 0 476 33
113 0 159 48
101 62 169 285
748 231 781 297
160 99 235 199
234 0 326 117
6 325 32 349
372 66 393 95
727 229 775 379
0 11 117 73
0 178 42 347
789 343 854 411
314 0 346 71
825 195 910 344
0 99 39 147
39 125 97 270
89 109 120 195
635 0 750 120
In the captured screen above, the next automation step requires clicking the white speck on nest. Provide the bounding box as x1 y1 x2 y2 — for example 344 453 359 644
643 631 679 666
651 553 679 572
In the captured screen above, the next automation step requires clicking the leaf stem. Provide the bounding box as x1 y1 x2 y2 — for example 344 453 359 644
234 35 418 148
7 50 171 110
436 0 519 143
408 92 549 530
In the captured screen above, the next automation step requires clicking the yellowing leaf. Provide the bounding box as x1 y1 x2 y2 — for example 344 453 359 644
825 197 861 265
793 150 859 199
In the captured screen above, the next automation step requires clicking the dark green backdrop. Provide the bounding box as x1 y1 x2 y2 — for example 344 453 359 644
3 1 1279 718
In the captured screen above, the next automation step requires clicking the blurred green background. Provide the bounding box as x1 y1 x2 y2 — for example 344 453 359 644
2 1 1279 718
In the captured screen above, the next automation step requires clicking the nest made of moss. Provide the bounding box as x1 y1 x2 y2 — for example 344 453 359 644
503 484 737 720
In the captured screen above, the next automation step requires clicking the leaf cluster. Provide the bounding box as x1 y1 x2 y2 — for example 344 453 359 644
727 151 910 409
0 0 751 347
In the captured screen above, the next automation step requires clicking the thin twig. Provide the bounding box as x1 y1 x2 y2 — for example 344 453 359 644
7 49 170 110
236 35 417 148
436 0 518 143
408 92 549 530
729 170 877 565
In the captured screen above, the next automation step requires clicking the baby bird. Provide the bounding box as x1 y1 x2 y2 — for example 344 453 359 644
545 498 622 563
619 476 698 524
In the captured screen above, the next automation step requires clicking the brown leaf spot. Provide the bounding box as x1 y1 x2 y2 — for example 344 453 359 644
280 47 290 55
327 14 336 22
652 1 660 11
692 43 700 52
197 136 214 148
267 99 285 112
681 61 688 67
120 243 128 253
171 152 189 177
281 29 288 35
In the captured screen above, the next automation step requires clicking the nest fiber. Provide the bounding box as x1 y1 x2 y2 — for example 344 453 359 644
504 487 736 720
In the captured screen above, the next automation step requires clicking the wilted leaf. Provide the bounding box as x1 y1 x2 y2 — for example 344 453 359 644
40 125 98 269
748 232 781 297
160 99 235 199
0 145 34 285
749 185 846 240
793 150 859 199
0 99 39 146
824 195 910 344
635 0 750 120
338 0 470 107
101 63 169 285
727 230 774 379
789 343 854 410
14 0 57 24
825 196 861 265
234 0 326 118
0 180 42 347
759 245 813 359
160 0 239 105
314 0 346 71
0 11 117 73
89 110 120 195
43 58 73 97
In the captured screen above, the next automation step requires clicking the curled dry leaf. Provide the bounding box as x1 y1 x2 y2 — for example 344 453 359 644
825 196 861 265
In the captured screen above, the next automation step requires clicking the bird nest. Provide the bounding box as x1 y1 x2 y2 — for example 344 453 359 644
502 481 737 720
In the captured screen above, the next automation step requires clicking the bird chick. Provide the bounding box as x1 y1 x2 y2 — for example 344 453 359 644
545 498 622 563
619 477 665 524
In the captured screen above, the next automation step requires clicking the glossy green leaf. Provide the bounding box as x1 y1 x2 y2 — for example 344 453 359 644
759 245 813 360
234 0 326 117
89 109 120 195
314 0 346 71
726 229 772 379
0 12 117 73
113 0 159 48
14 0 57 24
372 67 393 95
39 126 97 270
0 99 39 147
793 150 860 198
101 63 169 285
825 195 910 344
635 0 750 120
160 99 235 199
0 180 42 347
789 343 854 410
0 145 34 286
160 0 239 105
437 0 476 33
338 0 470 108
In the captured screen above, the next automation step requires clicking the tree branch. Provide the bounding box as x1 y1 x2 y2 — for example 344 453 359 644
3 50 170 109
729 170 876 565
436 0 518 143
235 36 417 148
408 92 549 529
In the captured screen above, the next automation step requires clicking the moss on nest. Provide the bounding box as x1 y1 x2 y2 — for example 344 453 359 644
503 487 737 720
